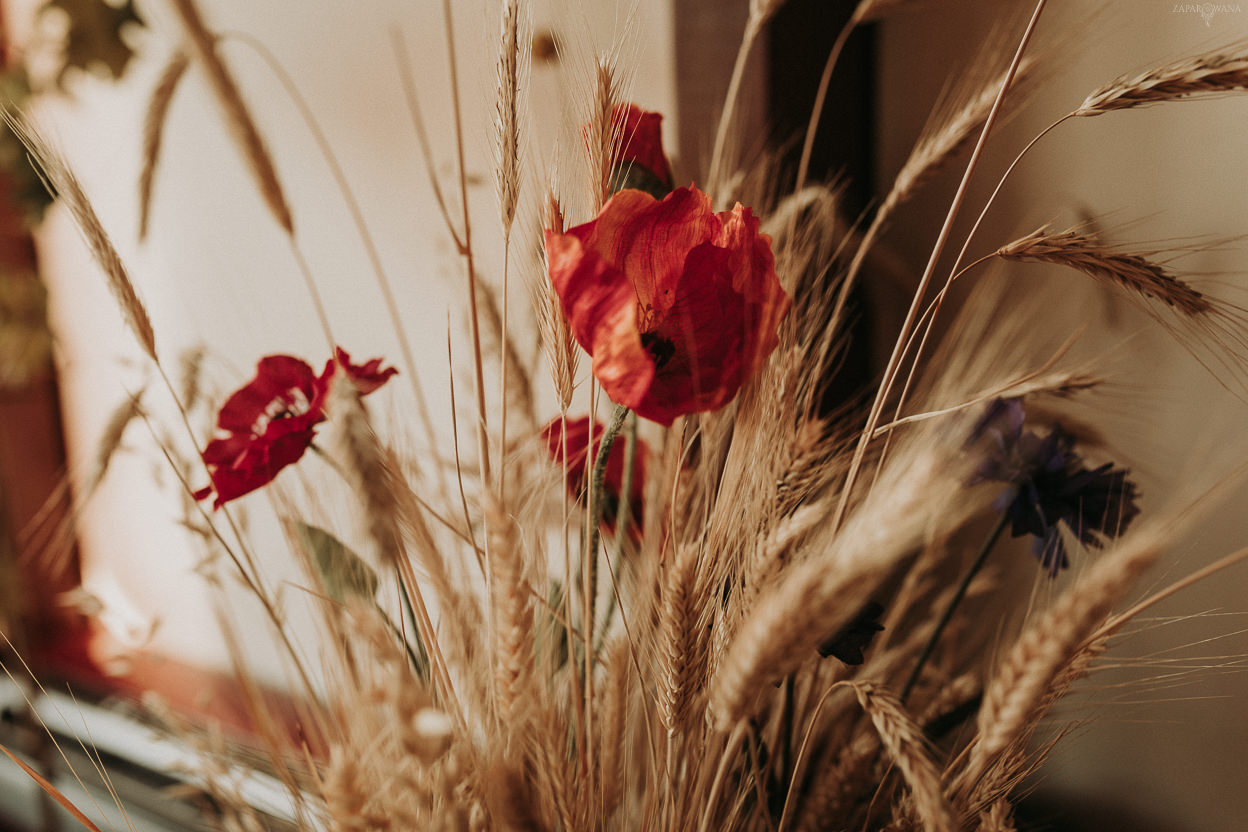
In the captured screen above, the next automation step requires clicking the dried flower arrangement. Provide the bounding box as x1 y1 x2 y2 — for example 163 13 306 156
10 0 1248 830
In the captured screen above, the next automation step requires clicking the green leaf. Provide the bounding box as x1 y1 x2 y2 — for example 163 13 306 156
295 522 379 604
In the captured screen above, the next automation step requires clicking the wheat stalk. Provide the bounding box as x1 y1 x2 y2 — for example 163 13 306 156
1075 50 1248 116
880 59 1035 224
494 0 525 237
138 50 189 240
847 681 956 832
484 490 536 736
167 0 293 234
659 543 706 737
7 115 157 361
964 529 1165 787
996 226 1212 316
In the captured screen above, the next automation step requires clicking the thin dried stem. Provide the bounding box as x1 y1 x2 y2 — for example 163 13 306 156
833 0 1047 534
442 0 492 488
229 31 446 490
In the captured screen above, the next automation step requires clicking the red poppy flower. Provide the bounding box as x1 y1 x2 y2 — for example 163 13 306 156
194 350 396 508
545 185 789 426
334 346 398 395
543 415 647 531
610 103 672 194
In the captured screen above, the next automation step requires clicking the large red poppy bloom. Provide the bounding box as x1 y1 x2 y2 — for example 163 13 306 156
545 185 789 426
542 415 648 532
194 349 396 507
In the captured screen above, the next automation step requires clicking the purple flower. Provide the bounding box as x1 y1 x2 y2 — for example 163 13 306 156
970 399 1141 576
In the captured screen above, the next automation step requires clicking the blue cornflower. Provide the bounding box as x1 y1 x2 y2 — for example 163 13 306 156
970 399 1141 576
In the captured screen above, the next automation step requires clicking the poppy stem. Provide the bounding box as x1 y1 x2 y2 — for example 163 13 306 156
584 404 630 664
597 414 638 650
612 414 639 552
899 505 1013 705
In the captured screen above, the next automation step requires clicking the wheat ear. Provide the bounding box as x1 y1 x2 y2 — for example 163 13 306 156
168 0 293 234
138 51 189 240
494 0 525 236
86 389 145 496
847 681 956 832
7 115 157 361
880 59 1035 224
484 490 536 736
967 530 1164 783
536 188 578 410
588 57 618 210
711 449 964 728
1075 50 1248 116
996 226 1212 316
659 543 706 737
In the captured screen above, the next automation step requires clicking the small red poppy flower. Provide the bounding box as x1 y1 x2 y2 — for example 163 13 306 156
545 185 789 426
332 346 398 395
543 415 647 531
194 350 396 508
610 103 672 195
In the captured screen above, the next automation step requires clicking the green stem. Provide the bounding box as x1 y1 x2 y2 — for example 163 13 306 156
899 505 1013 705
596 415 639 649
583 404 629 670
612 414 639 552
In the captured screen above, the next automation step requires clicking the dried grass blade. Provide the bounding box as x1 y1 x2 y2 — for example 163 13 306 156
0 741 103 832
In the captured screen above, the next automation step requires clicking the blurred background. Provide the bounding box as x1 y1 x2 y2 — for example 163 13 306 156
0 0 1245 829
